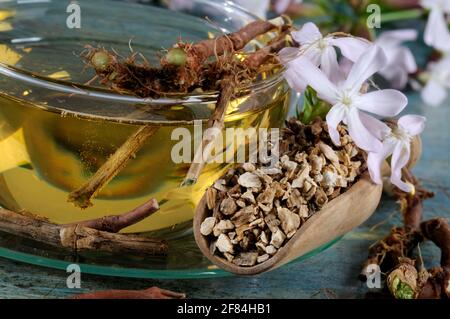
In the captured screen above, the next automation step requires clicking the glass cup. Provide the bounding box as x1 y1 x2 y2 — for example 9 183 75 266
0 0 292 237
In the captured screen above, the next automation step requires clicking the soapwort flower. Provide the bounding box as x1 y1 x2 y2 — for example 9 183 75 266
421 0 450 51
283 44 408 153
279 22 369 88
421 55 450 106
368 115 426 193
375 29 418 89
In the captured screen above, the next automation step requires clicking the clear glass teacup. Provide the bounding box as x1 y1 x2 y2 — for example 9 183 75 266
0 0 291 236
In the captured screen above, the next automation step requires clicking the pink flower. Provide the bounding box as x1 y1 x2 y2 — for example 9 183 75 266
368 115 426 192
421 56 450 106
279 22 369 88
375 29 418 89
283 45 408 152
421 0 450 51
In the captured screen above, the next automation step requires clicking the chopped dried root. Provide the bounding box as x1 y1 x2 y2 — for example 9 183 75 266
200 118 365 267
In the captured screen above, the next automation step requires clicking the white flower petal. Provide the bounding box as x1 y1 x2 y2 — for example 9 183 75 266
302 46 322 66
325 104 346 146
278 47 300 64
367 140 396 184
390 142 412 193
286 56 339 103
424 9 450 51
398 115 426 136
347 108 383 152
376 29 418 47
401 47 418 74
355 89 408 117
379 65 409 89
421 79 448 106
344 45 387 93
359 112 391 140
291 22 322 44
283 63 308 93
320 46 340 81
329 37 370 62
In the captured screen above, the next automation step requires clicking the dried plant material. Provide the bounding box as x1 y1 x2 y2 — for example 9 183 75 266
199 118 365 267
241 190 256 204
265 245 277 255
213 179 228 192
238 172 262 188
242 163 256 172
216 233 234 254
220 197 237 216
318 142 340 165
206 188 217 210
270 228 287 248
213 220 235 236
68 126 158 209
257 254 270 263
277 207 300 238
200 217 216 236
233 252 259 266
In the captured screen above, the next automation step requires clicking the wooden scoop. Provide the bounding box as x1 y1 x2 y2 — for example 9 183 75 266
194 173 382 275
193 136 422 275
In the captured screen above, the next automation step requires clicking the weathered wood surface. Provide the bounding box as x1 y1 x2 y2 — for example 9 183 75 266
0 93 448 299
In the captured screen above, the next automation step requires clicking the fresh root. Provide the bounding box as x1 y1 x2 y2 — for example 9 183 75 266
0 199 167 256
417 218 450 298
84 17 291 97
360 170 449 299
70 286 185 299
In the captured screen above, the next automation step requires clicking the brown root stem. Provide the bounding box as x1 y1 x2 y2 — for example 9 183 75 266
70 286 185 299
182 75 235 186
68 125 158 209
0 200 167 256
66 198 159 233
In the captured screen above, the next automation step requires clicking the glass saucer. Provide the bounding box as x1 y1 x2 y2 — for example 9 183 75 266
0 222 341 279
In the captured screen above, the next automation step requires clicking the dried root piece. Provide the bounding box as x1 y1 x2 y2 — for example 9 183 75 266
200 118 365 266
71 286 185 299
67 198 160 232
182 75 235 186
68 126 158 209
0 200 167 256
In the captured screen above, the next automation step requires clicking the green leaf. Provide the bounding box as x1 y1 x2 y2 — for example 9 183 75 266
298 87 331 124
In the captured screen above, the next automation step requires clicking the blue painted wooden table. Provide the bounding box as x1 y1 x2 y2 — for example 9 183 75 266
0 92 448 299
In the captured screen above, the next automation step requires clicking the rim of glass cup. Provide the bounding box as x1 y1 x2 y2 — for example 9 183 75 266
0 0 286 111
